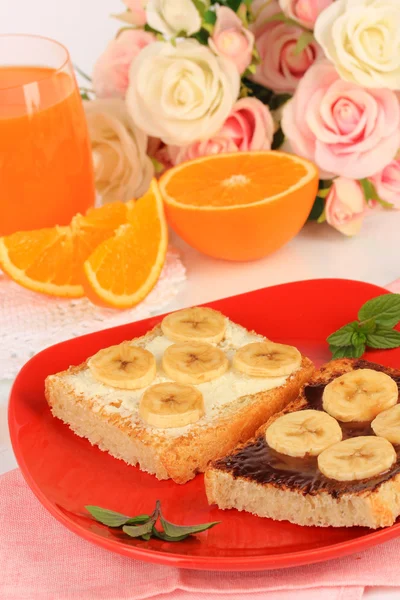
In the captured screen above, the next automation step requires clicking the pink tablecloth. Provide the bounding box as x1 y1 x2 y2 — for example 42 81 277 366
2 468 400 600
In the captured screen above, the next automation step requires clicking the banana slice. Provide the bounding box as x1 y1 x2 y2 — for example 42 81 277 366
233 341 301 378
161 307 226 344
88 342 156 390
318 436 396 481
265 409 342 458
323 369 398 423
372 404 400 444
139 382 205 428
162 341 229 385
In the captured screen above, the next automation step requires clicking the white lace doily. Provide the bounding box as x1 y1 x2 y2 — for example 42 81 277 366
0 247 186 379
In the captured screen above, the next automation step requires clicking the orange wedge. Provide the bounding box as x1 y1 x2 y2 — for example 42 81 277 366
159 151 318 261
0 201 132 297
83 179 168 309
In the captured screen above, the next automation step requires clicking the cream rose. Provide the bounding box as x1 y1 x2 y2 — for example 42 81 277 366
315 0 400 89
85 99 154 203
126 40 240 146
146 0 201 37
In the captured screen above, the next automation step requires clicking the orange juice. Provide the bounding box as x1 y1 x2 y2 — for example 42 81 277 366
0 66 95 235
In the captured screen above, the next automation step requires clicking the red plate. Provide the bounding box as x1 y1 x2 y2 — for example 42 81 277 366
8 279 400 571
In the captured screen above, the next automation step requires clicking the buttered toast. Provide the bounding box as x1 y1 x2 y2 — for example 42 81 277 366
205 359 400 528
45 307 314 484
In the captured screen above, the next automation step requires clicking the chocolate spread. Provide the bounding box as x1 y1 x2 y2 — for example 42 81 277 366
214 360 400 497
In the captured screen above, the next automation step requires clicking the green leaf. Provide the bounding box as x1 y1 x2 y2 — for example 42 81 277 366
193 28 210 44
317 187 331 199
263 13 300 27
294 31 315 56
123 520 155 538
141 533 152 541
351 331 367 346
308 196 324 221
152 527 190 542
366 326 400 349
226 0 242 12
359 320 377 335
269 93 292 111
203 9 217 24
358 294 400 328
241 78 274 104
193 0 206 17
85 506 149 528
160 515 220 538
327 322 360 347
359 178 393 208
330 344 365 359
272 128 284 150
74 64 92 83
317 207 326 223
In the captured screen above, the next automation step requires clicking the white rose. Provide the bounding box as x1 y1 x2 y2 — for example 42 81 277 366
315 0 400 89
126 40 240 145
146 0 201 37
84 99 154 203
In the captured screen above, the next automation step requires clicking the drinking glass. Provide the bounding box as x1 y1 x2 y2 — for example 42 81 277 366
0 34 95 235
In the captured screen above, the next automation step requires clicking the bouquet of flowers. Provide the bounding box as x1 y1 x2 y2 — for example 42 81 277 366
85 0 400 237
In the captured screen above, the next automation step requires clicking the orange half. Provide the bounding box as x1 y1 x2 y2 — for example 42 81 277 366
159 151 319 261
83 179 168 308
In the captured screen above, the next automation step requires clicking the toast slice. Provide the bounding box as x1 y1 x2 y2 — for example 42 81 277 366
205 359 400 528
45 315 314 484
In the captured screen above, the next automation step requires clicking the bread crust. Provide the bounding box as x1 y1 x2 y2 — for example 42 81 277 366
205 358 400 528
45 322 314 484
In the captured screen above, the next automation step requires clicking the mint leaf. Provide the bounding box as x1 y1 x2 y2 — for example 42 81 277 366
123 520 155 538
85 500 221 542
152 527 190 542
330 344 365 359
294 31 314 55
359 320 377 335
160 514 220 538
351 331 367 346
85 506 149 528
366 327 400 349
327 322 359 347
358 294 400 328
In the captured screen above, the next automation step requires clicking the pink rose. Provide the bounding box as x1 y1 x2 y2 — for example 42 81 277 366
123 0 147 26
325 178 366 236
370 159 400 209
279 0 335 29
251 1 323 93
208 6 254 74
168 137 238 165
282 61 400 179
168 98 274 165
92 29 155 99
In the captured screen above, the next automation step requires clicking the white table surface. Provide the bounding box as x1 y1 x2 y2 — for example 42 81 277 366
2 1 400 595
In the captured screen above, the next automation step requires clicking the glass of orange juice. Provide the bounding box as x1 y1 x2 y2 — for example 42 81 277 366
0 34 95 235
